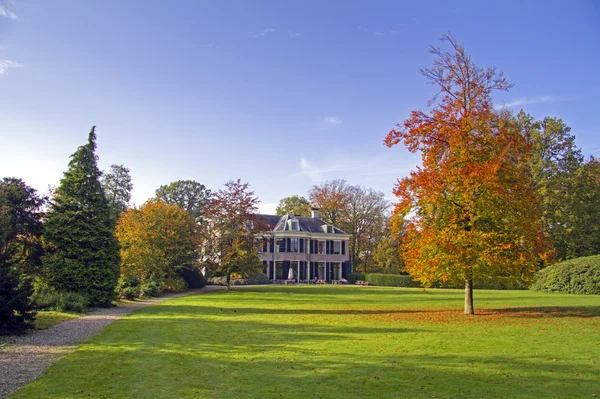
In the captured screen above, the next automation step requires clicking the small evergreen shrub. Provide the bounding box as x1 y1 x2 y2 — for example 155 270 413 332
32 281 89 312
140 281 162 297
56 291 89 312
116 275 141 300
364 273 421 287
531 255 600 294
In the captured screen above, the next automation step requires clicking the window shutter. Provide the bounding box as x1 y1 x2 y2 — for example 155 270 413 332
326 240 330 254
309 239 313 253
341 241 346 255
300 238 304 253
286 238 291 253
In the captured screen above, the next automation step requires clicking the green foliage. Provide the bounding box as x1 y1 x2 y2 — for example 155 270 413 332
530 255 600 294
117 275 142 300
0 177 45 334
349 272 365 284
32 281 89 313
520 112 600 260
43 127 120 307
177 267 206 289
371 234 405 274
101 164 133 218
0 265 35 334
161 276 188 293
275 195 311 216
363 273 421 287
155 180 211 222
140 281 161 298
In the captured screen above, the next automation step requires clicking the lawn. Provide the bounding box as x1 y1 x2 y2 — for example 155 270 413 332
11 286 600 398
33 311 82 330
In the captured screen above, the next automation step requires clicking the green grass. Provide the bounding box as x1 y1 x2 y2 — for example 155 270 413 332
11 286 600 399
33 310 82 330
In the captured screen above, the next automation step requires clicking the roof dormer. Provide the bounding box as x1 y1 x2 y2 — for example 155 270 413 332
288 218 299 231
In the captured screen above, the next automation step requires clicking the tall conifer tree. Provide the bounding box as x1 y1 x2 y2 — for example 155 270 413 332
44 127 120 306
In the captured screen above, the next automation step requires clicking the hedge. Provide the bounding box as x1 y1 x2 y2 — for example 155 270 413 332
530 255 600 295
352 273 527 289
363 273 421 288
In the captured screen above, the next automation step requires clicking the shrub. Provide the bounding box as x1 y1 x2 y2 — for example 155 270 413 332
140 281 162 298
0 267 36 335
363 273 421 287
162 276 188 293
432 278 528 290
56 291 89 312
207 274 271 286
32 281 89 312
116 275 141 300
531 255 600 295
349 272 365 284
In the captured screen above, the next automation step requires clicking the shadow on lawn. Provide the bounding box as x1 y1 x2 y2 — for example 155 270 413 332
18 336 600 399
144 304 600 320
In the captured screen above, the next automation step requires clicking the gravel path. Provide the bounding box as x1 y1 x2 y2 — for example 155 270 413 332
0 286 224 399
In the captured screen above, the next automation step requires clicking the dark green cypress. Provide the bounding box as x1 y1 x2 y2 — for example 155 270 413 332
43 127 120 306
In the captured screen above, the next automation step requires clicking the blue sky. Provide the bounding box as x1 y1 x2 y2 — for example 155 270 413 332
1 1 599 213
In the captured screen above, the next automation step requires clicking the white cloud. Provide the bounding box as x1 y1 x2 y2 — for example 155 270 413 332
0 4 18 20
389 30 398 36
358 26 369 32
0 59 22 75
498 95 572 109
300 158 326 182
252 28 276 38
374 31 384 37
321 116 342 126
288 31 301 39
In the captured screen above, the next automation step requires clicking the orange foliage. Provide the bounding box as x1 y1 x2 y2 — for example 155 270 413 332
384 35 549 294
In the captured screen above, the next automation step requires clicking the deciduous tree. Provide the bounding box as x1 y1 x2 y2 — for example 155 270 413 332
275 195 311 216
43 127 120 307
385 35 548 314
116 200 198 282
198 180 263 290
308 179 350 226
518 112 600 260
155 180 210 222
101 164 133 218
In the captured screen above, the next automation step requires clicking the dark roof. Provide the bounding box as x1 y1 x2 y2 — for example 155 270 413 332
256 214 348 235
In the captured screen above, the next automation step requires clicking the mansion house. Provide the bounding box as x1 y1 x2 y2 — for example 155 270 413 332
256 209 351 282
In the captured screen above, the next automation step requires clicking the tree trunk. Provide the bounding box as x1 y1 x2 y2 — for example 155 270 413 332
464 278 474 314
226 272 231 291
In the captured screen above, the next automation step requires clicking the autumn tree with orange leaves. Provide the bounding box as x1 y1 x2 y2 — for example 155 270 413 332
385 35 549 314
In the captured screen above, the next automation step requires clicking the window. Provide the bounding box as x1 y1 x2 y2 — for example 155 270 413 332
318 241 326 255
276 238 286 253
327 225 334 233
333 241 341 255
290 220 299 230
289 238 299 252
333 263 341 280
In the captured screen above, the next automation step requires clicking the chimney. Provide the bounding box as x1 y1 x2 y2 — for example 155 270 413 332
310 206 319 219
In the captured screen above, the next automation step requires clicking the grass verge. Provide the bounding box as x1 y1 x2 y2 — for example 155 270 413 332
11 286 600 399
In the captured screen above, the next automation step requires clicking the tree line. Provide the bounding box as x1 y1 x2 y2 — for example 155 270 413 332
1 127 262 333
